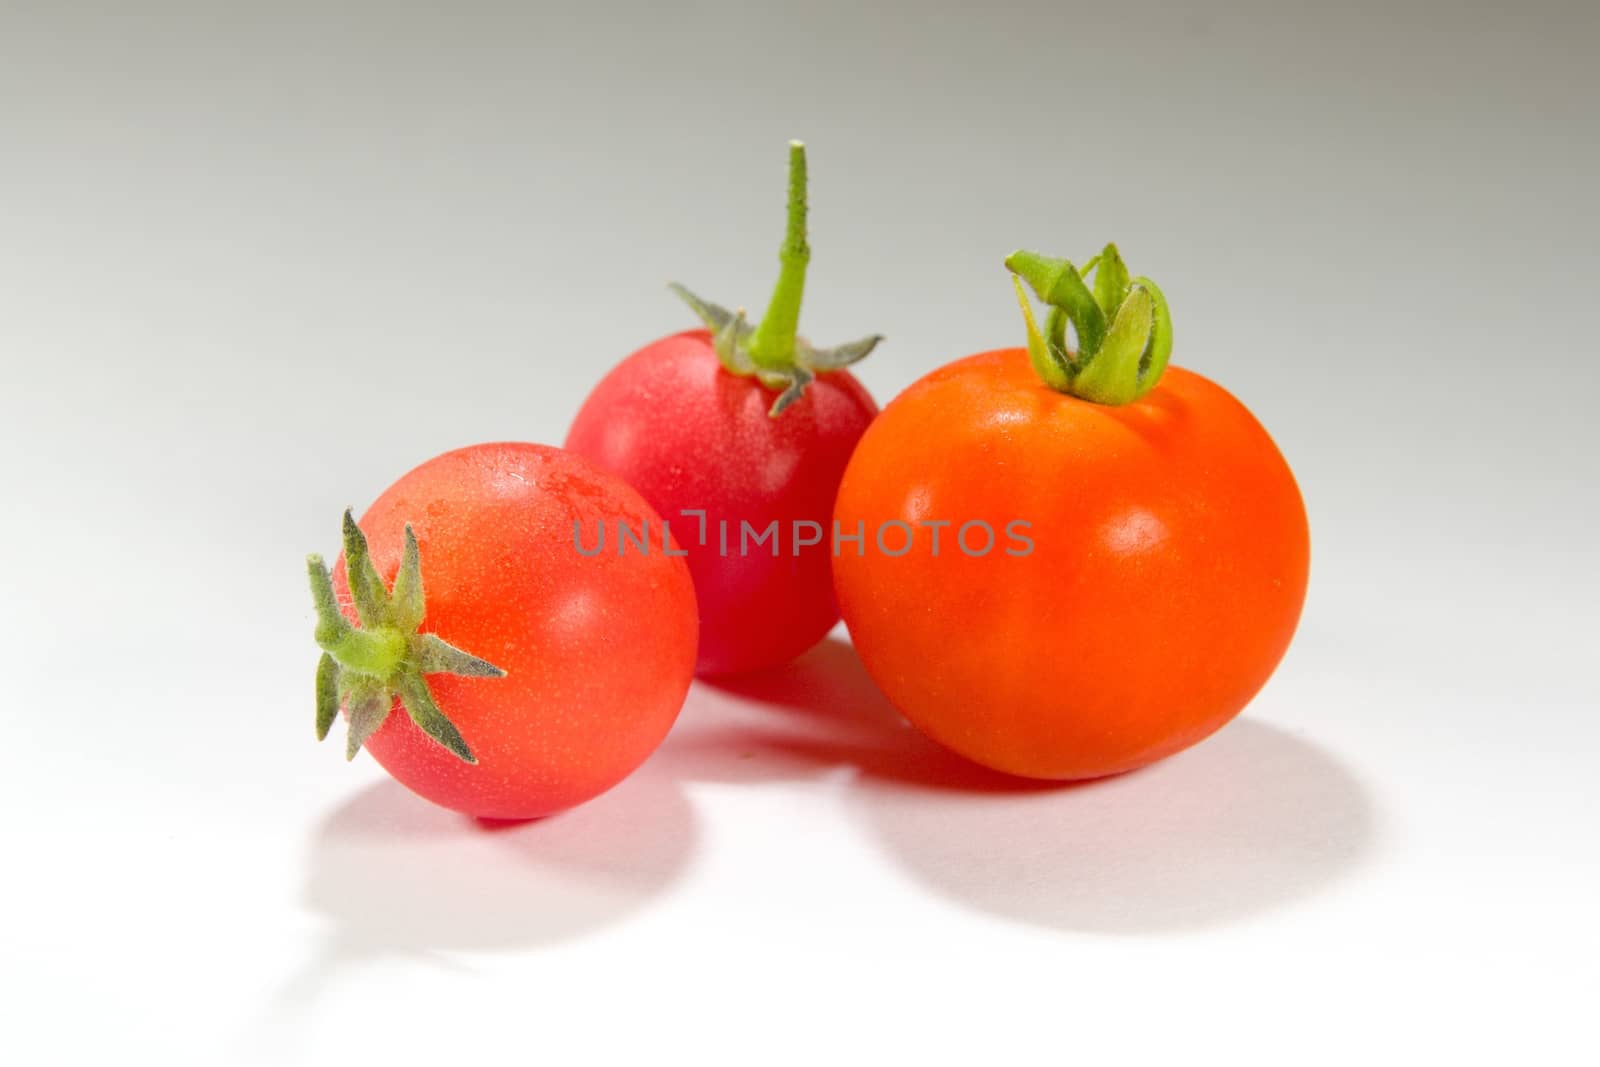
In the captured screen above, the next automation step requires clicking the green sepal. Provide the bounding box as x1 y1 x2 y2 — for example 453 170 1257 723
307 555 351 648
315 652 340 741
1072 285 1152 405
341 509 389 629
412 632 506 678
797 334 883 372
1092 243 1131 323
669 141 881 417
1011 275 1071 391
306 513 506 764
388 525 424 633
670 284 754 374
716 311 756 374
395 673 477 764
1005 244 1174 406
669 282 735 334
1131 276 1173 399
1005 250 1106 357
342 678 392 762
767 365 815 417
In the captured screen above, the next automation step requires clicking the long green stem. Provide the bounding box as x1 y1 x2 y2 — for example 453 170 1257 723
668 140 880 415
746 141 810 371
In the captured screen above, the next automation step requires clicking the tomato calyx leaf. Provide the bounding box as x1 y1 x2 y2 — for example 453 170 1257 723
674 281 881 415
669 141 882 418
306 511 506 765
1005 243 1173 405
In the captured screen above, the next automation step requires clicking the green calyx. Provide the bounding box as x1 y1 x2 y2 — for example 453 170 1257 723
307 510 506 764
1006 243 1173 405
672 140 883 416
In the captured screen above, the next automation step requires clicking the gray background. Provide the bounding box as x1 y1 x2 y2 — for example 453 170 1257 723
2 2 1596 1062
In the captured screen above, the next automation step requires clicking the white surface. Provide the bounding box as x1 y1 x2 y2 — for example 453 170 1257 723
3 3 1597 1064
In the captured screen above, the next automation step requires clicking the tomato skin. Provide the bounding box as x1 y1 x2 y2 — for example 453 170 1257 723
565 329 878 675
331 442 697 819
832 348 1309 780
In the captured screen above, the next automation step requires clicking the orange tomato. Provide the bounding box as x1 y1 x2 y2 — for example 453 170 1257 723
832 348 1309 779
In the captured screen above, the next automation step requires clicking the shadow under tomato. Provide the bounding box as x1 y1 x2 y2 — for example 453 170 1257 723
683 636 1060 793
687 636 1376 934
273 754 697 1014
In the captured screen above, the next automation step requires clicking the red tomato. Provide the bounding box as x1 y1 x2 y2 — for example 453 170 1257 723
566 330 875 674
309 442 697 819
565 141 880 674
833 248 1309 780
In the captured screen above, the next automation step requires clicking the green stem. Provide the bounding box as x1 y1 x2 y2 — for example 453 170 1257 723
746 141 810 372
1005 243 1173 405
668 140 881 416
